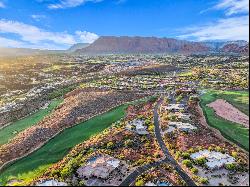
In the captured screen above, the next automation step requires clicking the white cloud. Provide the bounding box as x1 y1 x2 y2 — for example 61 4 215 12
215 0 249 16
180 0 249 41
31 14 47 21
0 19 99 49
0 37 24 48
0 1 5 8
0 19 76 45
178 16 249 41
48 0 103 9
75 31 99 43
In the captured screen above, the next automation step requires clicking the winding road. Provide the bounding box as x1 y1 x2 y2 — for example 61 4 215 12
120 97 196 186
154 98 196 186
120 160 167 186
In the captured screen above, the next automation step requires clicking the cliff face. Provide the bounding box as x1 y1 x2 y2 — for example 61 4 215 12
78 36 210 54
220 43 249 55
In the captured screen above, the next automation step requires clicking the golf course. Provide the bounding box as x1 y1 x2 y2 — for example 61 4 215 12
0 103 129 185
200 90 249 151
0 99 63 146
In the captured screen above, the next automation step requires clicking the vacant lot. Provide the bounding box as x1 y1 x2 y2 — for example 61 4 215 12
200 90 249 151
0 99 62 146
212 90 249 115
207 99 249 128
0 104 128 184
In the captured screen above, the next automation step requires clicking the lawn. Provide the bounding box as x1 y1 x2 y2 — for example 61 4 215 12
200 90 249 151
0 99 63 146
0 104 128 184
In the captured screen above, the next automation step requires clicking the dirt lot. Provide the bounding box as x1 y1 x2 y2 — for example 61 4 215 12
207 99 249 128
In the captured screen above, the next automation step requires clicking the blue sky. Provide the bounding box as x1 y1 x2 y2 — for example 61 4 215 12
0 0 249 49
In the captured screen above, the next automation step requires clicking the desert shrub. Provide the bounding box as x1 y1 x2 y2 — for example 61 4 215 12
135 179 145 186
148 124 155 132
136 159 146 166
195 157 207 166
182 152 190 159
188 148 195 154
144 119 151 125
199 177 209 184
60 166 73 179
225 163 237 171
106 142 115 149
191 167 199 174
231 151 238 159
153 152 161 158
182 160 193 168
124 139 133 148
215 146 222 152
175 151 181 160
78 180 85 186
208 146 214 151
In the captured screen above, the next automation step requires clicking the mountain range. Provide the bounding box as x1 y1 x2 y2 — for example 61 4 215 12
77 36 249 55
0 36 248 57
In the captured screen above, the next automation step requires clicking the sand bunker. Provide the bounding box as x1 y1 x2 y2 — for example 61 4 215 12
207 99 249 128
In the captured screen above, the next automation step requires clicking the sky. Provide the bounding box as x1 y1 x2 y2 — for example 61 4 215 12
0 0 249 49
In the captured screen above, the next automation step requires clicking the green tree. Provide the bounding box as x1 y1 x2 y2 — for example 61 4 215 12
182 160 193 168
182 152 190 159
225 163 236 171
135 179 145 186
199 177 209 184
195 157 207 166
191 167 199 174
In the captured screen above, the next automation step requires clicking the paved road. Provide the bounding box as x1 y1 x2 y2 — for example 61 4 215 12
153 98 196 186
120 96 196 186
120 160 167 186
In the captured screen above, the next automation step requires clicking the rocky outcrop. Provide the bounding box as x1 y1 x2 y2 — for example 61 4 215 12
220 43 249 55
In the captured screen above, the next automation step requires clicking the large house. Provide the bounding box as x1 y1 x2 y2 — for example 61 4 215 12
126 119 149 135
77 155 121 180
163 104 186 112
36 179 68 186
167 122 197 133
190 150 235 170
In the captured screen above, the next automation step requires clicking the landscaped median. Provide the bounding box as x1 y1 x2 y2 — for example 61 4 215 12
200 90 249 151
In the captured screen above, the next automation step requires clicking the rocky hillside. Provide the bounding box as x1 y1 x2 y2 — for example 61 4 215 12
220 43 249 55
204 40 248 51
77 36 210 54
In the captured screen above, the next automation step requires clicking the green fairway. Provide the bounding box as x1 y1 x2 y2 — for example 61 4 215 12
0 104 128 184
209 90 249 115
0 99 63 146
200 90 249 151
